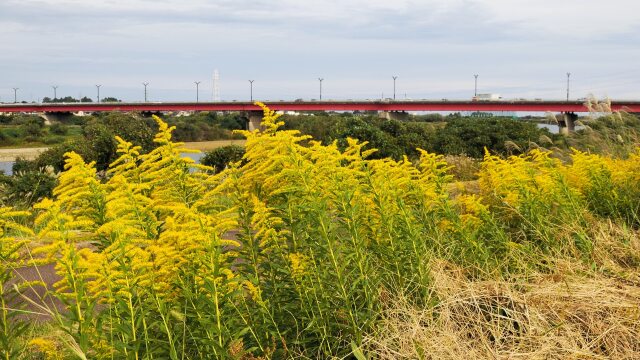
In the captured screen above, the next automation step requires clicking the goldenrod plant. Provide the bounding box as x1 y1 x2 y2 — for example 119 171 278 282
0 207 33 360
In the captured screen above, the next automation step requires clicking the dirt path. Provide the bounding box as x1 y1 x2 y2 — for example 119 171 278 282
182 139 246 151
0 140 247 162
0 147 49 161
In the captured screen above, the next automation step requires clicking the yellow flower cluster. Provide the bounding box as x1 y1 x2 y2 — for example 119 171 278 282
479 149 577 213
28 337 63 360
288 252 308 280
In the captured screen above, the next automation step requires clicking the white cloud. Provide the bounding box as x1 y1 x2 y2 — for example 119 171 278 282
472 0 640 38
1 0 638 101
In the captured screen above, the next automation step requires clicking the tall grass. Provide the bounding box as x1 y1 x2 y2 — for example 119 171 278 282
1 103 639 358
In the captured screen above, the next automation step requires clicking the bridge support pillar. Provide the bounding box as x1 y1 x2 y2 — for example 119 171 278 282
245 111 264 131
40 112 75 125
558 112 577 135
379 111 409 121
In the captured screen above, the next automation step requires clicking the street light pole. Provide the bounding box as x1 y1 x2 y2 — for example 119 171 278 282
12 88 18 103
318 78 324 100
474 74 479 97
566 72 571 101
142 82 149 102
392 76 398 100
52 85 58 101
194 81 201 103
96 85 101 103
248 80 254 102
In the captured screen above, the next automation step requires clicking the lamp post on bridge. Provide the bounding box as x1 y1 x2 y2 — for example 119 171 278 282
474 74 479 97
12 88 19 103
96 85 101 103
392 76 398 100
194 81 201 103
566 72 571 101
142 82 149 102
318 78 324 101
248 80 254 102
52 85 58 101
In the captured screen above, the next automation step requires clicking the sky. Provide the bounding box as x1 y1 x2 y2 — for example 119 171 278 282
1 0 639 103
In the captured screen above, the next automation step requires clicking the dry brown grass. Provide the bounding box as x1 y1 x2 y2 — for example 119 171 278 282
445 155 480 181
365 221 640 359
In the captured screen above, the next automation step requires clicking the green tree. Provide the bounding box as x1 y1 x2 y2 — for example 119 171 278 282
433 117 547 158
201 145 246 173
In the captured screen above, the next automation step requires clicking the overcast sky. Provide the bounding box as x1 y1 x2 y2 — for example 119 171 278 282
1 0 639 102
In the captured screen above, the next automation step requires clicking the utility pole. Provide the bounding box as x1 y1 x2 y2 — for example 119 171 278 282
52 85 58 100
12 88 18 103
318 78 324 100
142 82 149 102
194 81 201 102
566 72 571 101
474 74 479 97
96 84 101 103
248 80 254 102
392 76 398 100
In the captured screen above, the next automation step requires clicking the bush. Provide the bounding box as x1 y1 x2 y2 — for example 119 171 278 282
12 157 38 173
20 117 45 137
201 145 245 173
0 129 16 146
33 139 94 172
49 123 68 135
0 168 56 206
433 117 548 158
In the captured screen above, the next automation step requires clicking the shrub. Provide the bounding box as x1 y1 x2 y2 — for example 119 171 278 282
49 123 68 135
0 168 56 206
434 117 548 158
0 129 16 146
201 144 245 173
20 117 45 137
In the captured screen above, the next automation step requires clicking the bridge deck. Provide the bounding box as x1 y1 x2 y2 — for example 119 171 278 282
1 100 639 113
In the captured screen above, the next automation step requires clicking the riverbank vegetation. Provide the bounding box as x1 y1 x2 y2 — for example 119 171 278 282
1 103 639 359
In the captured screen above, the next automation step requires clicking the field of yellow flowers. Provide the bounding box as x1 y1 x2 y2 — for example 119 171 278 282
2 103 640 359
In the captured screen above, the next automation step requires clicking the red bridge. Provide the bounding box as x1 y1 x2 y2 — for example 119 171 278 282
0 99 639 113
1 100 637 133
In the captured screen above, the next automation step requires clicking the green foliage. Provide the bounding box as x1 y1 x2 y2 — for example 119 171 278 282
0 115 13 125
101 96 121 102
0 129 17 146
164 112 245 142
201 145 245 173
49 123 68 135
283 114 437 160
412 113 445 122
33 140 94 172
0 168 57 207
433 117 549 158
19 118 45 138
42 96 91 103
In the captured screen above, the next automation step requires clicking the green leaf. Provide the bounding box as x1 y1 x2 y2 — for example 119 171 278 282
350 341 367 360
